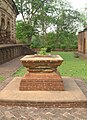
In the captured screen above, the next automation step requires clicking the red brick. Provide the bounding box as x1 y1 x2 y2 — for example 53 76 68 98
19 72 64 91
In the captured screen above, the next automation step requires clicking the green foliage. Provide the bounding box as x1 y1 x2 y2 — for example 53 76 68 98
0 76 5 81
60 44 66 50
70 44 77 49
31 36 44 48
16 20 39 45
30 31 78 50
43 32 56 48
49 0 80 49
79 10 87 28
16 21 27 43
38 48 47 55
15 0 54 45
15 0 80 49
46 46 51 52
13 66 27 77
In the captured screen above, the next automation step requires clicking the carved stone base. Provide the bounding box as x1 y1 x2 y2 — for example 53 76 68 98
19 72 64 91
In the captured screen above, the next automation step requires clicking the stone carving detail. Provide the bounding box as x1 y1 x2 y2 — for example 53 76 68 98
0 29 11 44
0 45 22 64
0 0 18 44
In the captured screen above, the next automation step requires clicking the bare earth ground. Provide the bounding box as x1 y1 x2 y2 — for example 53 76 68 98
0 57 87 120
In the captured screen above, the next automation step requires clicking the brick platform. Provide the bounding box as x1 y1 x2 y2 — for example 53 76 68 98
0 77 87 108
19 72 64 91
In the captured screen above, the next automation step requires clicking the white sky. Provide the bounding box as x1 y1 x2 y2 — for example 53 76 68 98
68 0 87 10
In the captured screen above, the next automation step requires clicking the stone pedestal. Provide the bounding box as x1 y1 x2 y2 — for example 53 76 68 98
19 55 64 91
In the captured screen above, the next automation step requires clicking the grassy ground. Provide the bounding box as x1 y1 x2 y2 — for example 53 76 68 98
52 52 87 82
14 52 87 82
13 66 27 77
0 76 5 81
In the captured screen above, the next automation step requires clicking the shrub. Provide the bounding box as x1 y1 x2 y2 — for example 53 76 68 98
61 44 66 50
46 46 51 52
38 48 47 55
71 44 77 49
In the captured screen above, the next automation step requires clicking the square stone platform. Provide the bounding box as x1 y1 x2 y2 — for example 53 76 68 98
0 77 87 108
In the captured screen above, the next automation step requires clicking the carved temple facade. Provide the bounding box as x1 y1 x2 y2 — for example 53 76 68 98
0 0 36 64
0 0 18 44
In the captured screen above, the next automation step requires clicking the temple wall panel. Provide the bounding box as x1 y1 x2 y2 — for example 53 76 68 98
0 0 17 44
0 45 23 64
0 44 36 64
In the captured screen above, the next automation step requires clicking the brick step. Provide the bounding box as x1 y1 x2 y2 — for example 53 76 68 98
20 79 64 91
20 85 64 91
19 72 64 91
24 72 62 79
20 81 63 86
21 79 62 82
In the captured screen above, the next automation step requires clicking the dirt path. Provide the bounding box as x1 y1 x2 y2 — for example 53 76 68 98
0 56 23 90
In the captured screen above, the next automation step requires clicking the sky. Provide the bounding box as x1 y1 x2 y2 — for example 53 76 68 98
68 0 87 10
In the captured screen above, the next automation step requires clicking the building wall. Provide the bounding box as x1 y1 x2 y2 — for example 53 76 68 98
78 29 87 54
0 44 36 64
84 30 87 54
0 44 22 64
0 0 17 43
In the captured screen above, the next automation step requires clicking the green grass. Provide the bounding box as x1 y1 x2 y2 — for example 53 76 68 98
0 76 5 81
14 52 87 82
51 51 87 82
13 66 27 77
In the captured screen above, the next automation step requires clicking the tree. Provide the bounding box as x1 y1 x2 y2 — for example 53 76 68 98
15 0 54 45
15 0 81 49
52 0 80 48
79 11 87 29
